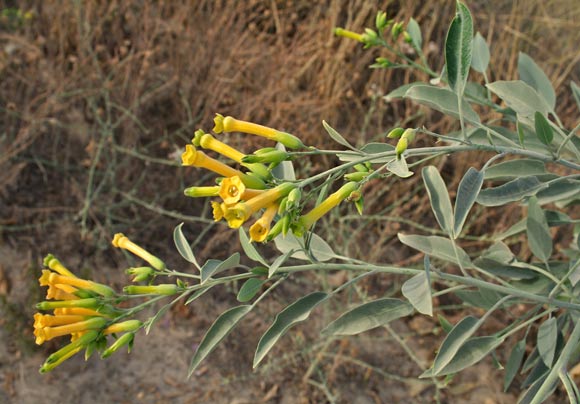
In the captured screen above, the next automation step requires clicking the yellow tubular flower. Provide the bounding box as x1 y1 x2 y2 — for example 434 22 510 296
34 314 86 329
54 307 108 317
43 255 77 278
181 145 266 189
299 182 359 230
112 233 166 271
35 317 107 344
46 285 79 301
333 28 365 42
249 204 278 243
219 176 246 205
39 331 99 373
47 272 115 297
213 114 305 149
36 298 99 311
211 201 226 221
184 185 220 198
200 133 271 178
224 182 295 228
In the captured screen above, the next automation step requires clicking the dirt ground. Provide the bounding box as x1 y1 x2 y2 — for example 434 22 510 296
1 0 579 403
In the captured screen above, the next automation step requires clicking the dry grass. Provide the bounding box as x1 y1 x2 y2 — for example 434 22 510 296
1 0 579 402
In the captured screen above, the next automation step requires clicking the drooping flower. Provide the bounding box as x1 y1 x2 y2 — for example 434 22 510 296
213 114 305 149
249 204 278 242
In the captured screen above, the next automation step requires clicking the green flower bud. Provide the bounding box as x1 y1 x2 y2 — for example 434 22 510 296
287 188 302 207
101 332 135 359
126 266 155 283
266 219 284 241
344 171 369 182
387 127 405 139
242 150 290 164
124 284 178 295
401 128 416 143
403 31 412 43
375 11 387 30
395 137 408 159
391 22 404 40
354 164 369 172
192 129 206 147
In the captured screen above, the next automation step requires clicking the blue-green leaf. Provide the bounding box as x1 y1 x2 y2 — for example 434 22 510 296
484 159 546 180
504 338 526 391
237 278 265 302
422 166 454 234
537 317 557 367
526 196 552 262
384 82 423 101
387 155 413 178
454 167 484 237
407 18 422 50
321 298 413 336
200 253 240 284
274 233 336 262
268 249 294 278
518 52 556 111
271 143 296 181
476 176 548 206
188 305 252 377
173 223 200 269
254 292 328 367
239 228 268 266
398 233 472 268
486 80 550 118
402 272 432 316
405 85 480 123
571 81 580 112
445 1 473 94
534 111 553 146
322 120 357 151
471 32 490 73
432 315 479 374
423 336 503 377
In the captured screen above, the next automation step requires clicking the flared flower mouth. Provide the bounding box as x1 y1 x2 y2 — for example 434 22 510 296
219 176 246 205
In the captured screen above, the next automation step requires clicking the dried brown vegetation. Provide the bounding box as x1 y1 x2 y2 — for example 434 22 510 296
1 0 579 402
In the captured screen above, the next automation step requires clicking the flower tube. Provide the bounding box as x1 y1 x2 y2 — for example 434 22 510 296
181 145 265 189
298 182 359 233
249 204 278 242
112 233 166 271
213 114 305 149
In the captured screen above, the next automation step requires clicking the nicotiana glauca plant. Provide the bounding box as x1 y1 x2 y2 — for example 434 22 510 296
34 2 580 402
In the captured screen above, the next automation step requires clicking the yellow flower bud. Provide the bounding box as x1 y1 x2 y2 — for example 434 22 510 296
213 114 305 149
299 182 359 230
333 27 365 43
112 233 166 271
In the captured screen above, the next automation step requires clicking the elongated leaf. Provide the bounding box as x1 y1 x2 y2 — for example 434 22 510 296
321 298 413 336
445 1 473 94
387 155 413 178
518 52 556 111
268 249 294 278
484 159 546 180
519 373 553 404
398 233 472 268
337 143 394 163
322 120 357 151
402 272 432 316
407 18 422 50
173 223 200 269
185 286 212 305
200 253 240 284
486 80 550 118
476 176 547 206
239 228 268 266
188 305 252 376
422 166 454 234
274 233 336 262
433 316 479 374
424 336 503 377
384 82 423 101
537 317 557 367
571 81 580 112
254 292 328 367
526 196 552 262
454 167 484 237
504 338 526 391
438 314 453 334
405 85 480 123
471 32 490 73
534 111 553 146
237 278 265 302
536 178 580 206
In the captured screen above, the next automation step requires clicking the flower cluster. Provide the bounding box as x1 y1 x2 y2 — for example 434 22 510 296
34 235 180 372
34 255 141 372
181 114 362 242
